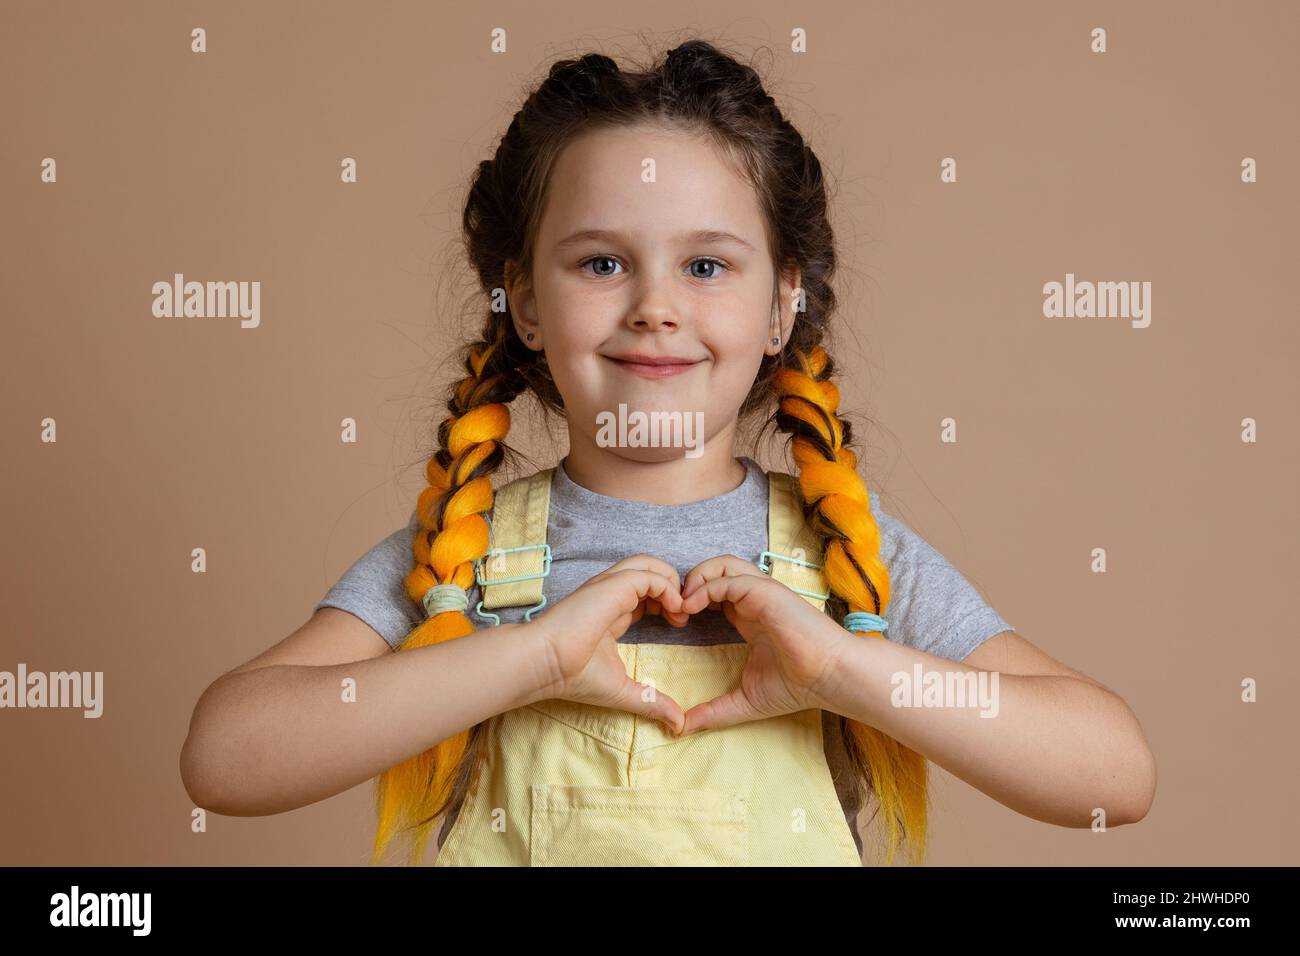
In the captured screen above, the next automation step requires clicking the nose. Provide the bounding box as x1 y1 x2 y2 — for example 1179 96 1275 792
625 280 681 334
626 297 686 338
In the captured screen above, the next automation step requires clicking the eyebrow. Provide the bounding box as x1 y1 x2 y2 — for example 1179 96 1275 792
553 228 757 252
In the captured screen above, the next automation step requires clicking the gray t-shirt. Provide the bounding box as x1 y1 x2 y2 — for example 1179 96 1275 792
316 455 1014 857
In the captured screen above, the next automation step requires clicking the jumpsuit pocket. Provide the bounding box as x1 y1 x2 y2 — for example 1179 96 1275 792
529 784 749 866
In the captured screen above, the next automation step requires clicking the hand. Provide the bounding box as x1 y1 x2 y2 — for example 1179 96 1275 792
677 555 853 735
529 554 690 734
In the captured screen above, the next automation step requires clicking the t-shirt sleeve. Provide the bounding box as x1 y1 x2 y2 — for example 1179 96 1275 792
314 509 428 650
869 490 1014 662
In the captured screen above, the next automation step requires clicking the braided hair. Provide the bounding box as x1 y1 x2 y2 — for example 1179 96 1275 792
372 39 927 867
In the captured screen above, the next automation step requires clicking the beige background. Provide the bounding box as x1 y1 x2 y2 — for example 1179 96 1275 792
1 0 1296 865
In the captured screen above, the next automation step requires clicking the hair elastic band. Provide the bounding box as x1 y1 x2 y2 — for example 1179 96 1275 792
422 583 468 617
843 611 888 634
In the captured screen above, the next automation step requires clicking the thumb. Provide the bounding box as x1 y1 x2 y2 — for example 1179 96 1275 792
680 687 753 736
610 677 686 736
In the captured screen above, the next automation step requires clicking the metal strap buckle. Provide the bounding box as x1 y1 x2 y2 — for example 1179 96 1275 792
757 549 831 601
471 543 552 626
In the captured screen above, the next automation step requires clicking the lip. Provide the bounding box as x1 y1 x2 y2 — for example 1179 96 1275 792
604 353 704 378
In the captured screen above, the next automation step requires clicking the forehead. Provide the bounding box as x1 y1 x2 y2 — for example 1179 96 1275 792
536 123 768 246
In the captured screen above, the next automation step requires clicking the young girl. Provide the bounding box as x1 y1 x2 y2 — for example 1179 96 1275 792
180 40 1155 867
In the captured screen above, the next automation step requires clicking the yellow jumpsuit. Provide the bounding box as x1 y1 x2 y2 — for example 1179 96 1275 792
433 468 863 866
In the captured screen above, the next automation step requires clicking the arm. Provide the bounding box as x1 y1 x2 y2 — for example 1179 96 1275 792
816 628 1157 828
179 607 552 817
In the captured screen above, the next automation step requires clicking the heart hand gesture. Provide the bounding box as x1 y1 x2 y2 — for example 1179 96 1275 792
677 555 853 735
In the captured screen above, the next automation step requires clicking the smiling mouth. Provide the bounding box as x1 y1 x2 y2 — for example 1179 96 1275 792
604 356 703 378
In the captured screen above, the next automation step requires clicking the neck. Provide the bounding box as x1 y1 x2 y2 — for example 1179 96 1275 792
561 426 747 505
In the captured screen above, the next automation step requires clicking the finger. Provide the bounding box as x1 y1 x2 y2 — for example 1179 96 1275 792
605 554 683 593
679 687 755 735
680 555 729 599
611 568 686 617
585 570 686 643
682 554 766 601
609 677 686 735
645 598 689 628
679 569 766 616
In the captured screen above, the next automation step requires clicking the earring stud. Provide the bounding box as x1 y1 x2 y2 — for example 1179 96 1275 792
527 333 535 342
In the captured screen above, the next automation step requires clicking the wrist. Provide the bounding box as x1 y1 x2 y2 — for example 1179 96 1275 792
513 617 564 707
811 624 901 726
807 617 856 712
808 613 890 715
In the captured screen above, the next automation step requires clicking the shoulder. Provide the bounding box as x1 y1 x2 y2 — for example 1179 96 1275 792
314 508 427 650
863 492 1014 662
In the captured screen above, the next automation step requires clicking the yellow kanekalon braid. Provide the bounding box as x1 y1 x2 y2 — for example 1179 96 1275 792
370 340 511 867
772 344 930 866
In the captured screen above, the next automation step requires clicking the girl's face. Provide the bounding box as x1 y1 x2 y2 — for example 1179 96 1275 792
506 123 799 464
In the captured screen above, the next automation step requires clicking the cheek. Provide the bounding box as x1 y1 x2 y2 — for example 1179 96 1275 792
540 332 605 407
535 290 600 365
699 335 767 412
701 286 772 346
702 311 769 369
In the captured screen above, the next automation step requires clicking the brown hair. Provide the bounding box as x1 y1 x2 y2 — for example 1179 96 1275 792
372 38 928 867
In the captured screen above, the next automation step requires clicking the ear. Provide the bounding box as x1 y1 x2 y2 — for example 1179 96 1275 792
504 259 543 352
766 262 803 354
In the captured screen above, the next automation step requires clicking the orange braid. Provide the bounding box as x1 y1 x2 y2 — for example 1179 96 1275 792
772 344 929 866
370 338 512 867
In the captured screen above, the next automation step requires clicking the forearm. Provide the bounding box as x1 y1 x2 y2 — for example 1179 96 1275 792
816 630 1155 827
180 621 550 816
